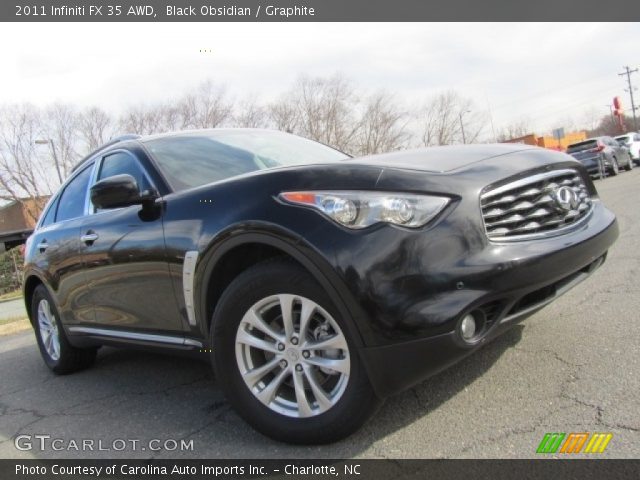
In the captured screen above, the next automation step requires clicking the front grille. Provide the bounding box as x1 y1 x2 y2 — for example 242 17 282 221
480 169 593 240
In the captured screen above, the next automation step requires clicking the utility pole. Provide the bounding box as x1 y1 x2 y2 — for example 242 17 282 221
35 139 63 184
618 66 638 131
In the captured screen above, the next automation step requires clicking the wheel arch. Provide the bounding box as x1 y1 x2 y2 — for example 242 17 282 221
23 274 45 325
195 230 368 349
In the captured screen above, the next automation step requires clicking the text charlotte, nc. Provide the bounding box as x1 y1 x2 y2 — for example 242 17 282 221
32 4 316 18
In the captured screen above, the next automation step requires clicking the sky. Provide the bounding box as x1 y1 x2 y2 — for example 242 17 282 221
1 22 639 138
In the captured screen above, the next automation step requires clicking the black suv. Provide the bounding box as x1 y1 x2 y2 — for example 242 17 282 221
24 129 618 443
566 136 633 178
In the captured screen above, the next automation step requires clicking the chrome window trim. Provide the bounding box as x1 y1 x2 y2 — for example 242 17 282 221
35 161 97 229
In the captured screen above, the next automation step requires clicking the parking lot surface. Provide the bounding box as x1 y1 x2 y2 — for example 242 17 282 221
0 170 638 459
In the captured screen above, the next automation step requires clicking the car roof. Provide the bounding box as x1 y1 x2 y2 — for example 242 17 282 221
71 134 142 172
139 128 287 143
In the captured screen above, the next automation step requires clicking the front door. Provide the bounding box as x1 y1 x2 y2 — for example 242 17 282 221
78 150 183 333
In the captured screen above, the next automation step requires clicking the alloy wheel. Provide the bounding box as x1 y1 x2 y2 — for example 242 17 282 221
37 299 60 361
235 294 350 418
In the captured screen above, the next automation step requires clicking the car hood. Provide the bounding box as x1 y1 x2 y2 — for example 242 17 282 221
344 143 538 173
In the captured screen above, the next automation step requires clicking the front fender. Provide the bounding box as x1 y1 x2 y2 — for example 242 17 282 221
193 223 371 349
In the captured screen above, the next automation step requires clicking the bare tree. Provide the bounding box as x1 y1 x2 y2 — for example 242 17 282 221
268 97 300 133
354 91 409 155
44 103 81 181
179 80 233 129
0 104 54 222
496 118 533 142
234 96 268 128
119 105 167 135
289 74 360 152
417 91 485 146
78 106 113 151
587 114 625 137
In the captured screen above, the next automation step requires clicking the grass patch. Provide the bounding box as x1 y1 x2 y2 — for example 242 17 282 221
0 289 22 302
0 315 27 326
0 317 30 336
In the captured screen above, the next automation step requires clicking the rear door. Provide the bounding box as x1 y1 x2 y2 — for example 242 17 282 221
76 149 184 333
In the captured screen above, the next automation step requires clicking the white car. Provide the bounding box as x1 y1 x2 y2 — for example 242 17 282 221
615 132 640 165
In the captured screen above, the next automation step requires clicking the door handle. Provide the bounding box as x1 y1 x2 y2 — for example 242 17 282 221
37 241 49 252
81 232 99 245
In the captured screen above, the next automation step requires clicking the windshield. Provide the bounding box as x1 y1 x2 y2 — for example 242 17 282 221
615 136 630 144
144 130 349 191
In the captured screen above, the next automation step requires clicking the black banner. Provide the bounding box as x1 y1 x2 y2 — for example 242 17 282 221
2 459 640 480
3 0 640 22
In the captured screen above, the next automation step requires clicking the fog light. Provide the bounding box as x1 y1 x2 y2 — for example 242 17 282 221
460 314 476 340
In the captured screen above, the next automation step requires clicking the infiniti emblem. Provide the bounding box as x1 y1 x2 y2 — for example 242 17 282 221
286 348 300 362
554 186 579 211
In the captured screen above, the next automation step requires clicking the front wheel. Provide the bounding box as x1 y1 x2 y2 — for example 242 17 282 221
609 157 619 176
31 285 97 374
626 156 634 171
211 259 380 444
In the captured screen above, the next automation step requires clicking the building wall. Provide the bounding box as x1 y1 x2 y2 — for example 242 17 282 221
0 197 48 234
537 131 587 150
501 131 587 151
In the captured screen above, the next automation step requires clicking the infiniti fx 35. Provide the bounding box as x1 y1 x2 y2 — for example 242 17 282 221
23 129 618 443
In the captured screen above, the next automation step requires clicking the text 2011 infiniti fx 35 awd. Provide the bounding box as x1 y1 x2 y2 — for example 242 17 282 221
23 129 618 443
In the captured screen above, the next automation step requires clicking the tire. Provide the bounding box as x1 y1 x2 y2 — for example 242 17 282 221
609 157 619 176
211 259 381 444
31 285 97 374
626 156 634 171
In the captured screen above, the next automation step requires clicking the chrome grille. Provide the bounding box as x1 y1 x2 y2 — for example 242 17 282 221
481 169 593 241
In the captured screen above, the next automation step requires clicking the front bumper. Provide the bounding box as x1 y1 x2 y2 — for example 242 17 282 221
351 202 618 397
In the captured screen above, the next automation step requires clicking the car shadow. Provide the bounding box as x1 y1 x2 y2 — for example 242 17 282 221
0 325 523 458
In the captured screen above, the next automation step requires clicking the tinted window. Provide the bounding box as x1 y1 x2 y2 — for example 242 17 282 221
566 140 597 153
98 152 151 191
144 131 348 192
40 197 59 227
56 164 93 222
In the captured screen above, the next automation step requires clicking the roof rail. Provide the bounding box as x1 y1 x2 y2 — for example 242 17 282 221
71 134 142 172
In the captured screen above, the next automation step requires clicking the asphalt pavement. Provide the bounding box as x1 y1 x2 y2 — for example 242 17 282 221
0 169 638 459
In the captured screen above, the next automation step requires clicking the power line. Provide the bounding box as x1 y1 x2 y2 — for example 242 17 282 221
618 66 638 131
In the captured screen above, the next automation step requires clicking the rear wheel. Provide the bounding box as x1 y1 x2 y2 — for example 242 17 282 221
626 156 634 171
211 259 380 444
31 285 97 374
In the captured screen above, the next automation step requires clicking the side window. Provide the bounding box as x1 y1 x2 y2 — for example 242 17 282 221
40 196 59 227
98 152 151 192
635 134 640 142
56 164 94 223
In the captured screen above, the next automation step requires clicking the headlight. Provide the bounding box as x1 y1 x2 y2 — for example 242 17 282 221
279 191 450 229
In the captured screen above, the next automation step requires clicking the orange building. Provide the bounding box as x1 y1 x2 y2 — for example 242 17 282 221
502 131 587 151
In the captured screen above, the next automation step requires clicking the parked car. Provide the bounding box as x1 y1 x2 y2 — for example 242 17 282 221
615 132 640 166
23 130 618 444
566 136 633 178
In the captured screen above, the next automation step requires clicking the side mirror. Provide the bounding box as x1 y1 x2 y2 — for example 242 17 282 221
90 174 152 210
